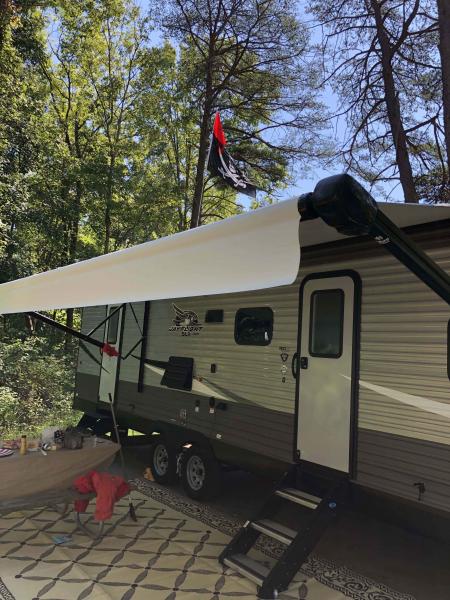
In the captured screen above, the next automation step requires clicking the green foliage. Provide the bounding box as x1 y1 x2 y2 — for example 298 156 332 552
0 0 329 437
0 387 21 434
0 328 81 438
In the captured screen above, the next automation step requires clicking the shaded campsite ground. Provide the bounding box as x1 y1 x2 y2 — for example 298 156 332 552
112 441 450 600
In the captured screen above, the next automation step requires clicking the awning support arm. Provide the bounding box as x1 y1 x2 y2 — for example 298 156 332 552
29 309 142 361
370 210 450 303
28 311 104 349
298 174 450 305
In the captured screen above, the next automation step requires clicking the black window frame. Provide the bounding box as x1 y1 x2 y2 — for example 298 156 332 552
234 306 274 347
107 306 120 345
308 289 345 359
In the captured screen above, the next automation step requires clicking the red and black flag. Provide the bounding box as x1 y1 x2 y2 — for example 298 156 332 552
207 112 257 198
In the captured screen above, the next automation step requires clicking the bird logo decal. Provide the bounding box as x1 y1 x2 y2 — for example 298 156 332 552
172 304 199 326
169 304 203 336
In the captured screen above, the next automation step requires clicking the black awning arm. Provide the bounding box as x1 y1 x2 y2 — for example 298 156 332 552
28 311 104 349
298 174 450 305
29 309 143 362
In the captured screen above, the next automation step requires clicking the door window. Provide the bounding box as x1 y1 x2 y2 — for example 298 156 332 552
107 307 120 345
309 289 344 358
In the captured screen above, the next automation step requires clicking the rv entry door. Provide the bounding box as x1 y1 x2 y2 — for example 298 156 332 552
98 305 123 404
297 274 356 473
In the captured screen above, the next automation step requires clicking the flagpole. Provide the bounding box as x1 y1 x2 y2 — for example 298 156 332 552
205 118 214 168
207 112 257 199
191 131 213 229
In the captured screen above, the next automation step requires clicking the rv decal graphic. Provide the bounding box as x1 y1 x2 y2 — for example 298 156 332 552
279 346 289 382
343 375 450 419
169 304 203 336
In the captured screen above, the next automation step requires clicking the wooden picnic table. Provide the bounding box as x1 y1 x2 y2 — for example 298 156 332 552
0 437 119 504
0 437 120 538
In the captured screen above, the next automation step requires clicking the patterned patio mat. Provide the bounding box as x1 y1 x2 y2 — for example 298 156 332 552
0 485 415 600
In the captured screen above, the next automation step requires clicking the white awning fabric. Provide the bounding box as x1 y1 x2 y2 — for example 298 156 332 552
0 198 301 314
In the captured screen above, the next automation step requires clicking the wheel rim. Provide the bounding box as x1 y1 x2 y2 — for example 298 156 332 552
186 455 205 491
153 444 169 476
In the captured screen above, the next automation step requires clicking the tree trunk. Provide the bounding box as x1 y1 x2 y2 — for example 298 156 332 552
371 0 419 203
190 33 215 230
64 179 82 349
24 314 34 335
65 120 83 349
104 157 114 253
437 0 450 179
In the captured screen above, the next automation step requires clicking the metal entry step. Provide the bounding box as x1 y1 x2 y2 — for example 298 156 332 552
275 487 321 509
223 553 270 586
250 519 296 545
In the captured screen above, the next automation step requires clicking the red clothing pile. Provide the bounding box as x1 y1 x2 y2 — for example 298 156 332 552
73 471 130 521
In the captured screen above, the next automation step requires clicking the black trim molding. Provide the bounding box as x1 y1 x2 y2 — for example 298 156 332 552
138 301 150 393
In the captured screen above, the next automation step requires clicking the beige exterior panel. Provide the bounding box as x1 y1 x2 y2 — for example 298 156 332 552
300 227 450 447
145 287 299 415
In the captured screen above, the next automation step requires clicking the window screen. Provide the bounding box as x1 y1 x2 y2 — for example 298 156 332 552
107 307 120 345
235 307 273 346
309 289 344 358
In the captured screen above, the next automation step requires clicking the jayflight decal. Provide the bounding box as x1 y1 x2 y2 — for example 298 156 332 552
169 304 203 336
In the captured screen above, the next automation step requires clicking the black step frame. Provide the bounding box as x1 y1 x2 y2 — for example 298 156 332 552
219 465 349 599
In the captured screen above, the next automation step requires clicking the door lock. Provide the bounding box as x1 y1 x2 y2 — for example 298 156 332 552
300 356 308 369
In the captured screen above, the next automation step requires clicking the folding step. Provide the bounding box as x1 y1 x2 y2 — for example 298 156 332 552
275 487 321 509
223 553 270 586
219 466 348 599
250 519 296 545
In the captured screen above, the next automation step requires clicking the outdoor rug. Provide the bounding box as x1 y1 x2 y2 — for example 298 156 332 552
0 484 415 600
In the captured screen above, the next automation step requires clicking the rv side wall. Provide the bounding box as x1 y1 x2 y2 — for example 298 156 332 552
75 223 450 513
302 227 450 511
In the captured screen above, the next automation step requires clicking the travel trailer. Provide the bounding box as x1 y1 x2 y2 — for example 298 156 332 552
1 174 449 598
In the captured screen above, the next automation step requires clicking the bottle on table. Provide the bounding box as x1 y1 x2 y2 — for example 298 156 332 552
20 435 27 455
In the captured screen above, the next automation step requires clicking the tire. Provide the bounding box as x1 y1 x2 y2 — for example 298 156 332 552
180 446 221 501
149 436 177 484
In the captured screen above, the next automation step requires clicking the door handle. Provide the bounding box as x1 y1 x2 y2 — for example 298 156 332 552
291 352 299 378
300 356 308 369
